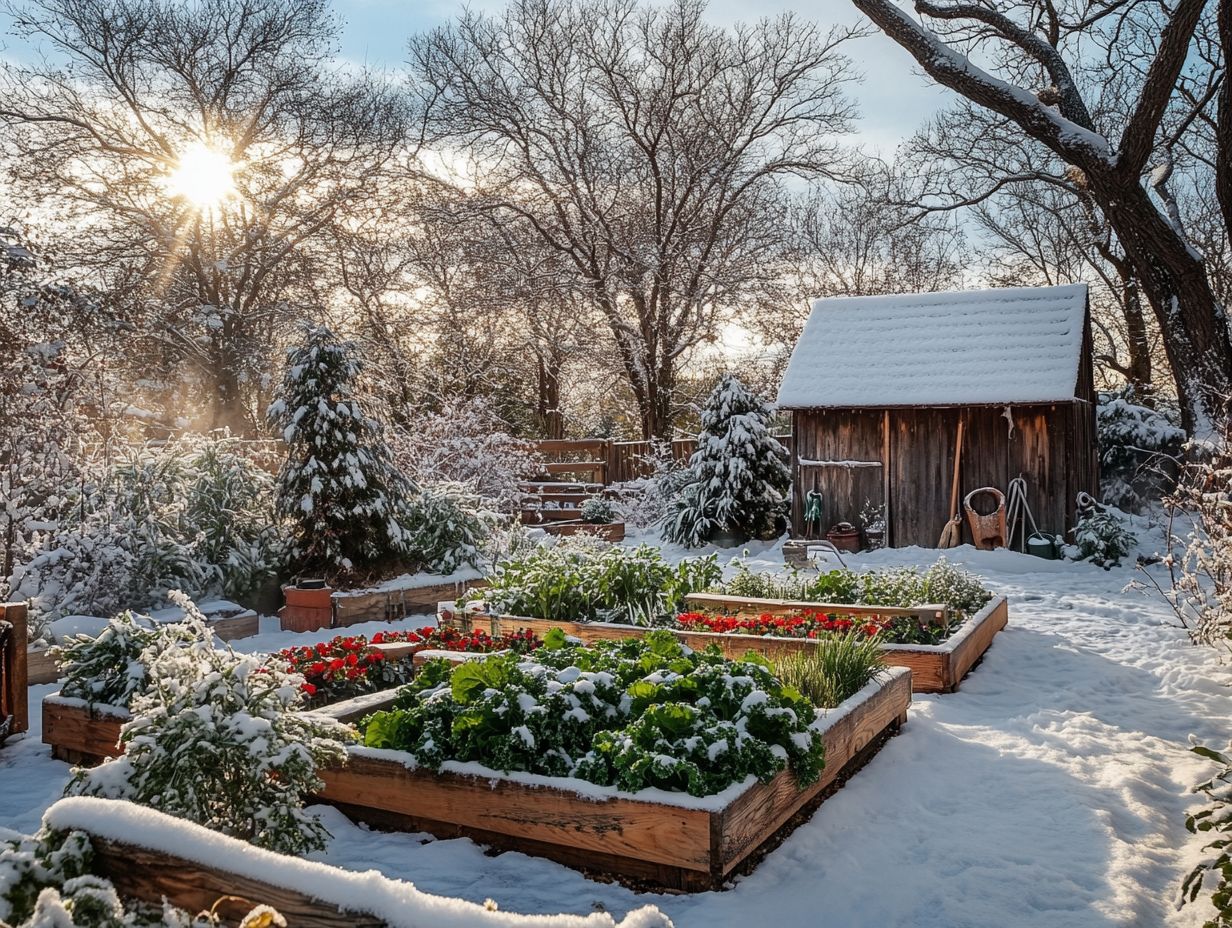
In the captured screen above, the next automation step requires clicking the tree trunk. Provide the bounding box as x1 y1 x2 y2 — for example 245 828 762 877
1118 272 1153 397
1097 176 1232 433
536 356 564 439
207 330 251 436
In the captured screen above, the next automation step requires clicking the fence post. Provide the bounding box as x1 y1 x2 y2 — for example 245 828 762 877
1 602 29 738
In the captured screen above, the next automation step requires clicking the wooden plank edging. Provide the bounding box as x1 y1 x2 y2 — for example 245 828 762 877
443 595 1008 694
316 667 912 890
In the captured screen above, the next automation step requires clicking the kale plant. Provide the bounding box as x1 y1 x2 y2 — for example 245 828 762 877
362 630 825 797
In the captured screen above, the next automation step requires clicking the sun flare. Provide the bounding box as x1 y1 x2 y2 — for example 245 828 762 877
166 142 237 209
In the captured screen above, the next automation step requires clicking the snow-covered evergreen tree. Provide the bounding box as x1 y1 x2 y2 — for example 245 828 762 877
268 324 417 578
662 374 790 547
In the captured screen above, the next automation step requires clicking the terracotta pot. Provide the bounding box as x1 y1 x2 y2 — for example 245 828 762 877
826 522 862 553
279 583 334 633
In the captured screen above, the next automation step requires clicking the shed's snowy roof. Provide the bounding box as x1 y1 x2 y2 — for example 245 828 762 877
777 284 1089 408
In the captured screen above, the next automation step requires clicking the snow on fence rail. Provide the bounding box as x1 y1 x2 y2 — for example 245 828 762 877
40 796 673 928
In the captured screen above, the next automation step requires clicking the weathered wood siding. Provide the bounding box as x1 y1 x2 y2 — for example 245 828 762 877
791 409 884 540
791 403 1097 548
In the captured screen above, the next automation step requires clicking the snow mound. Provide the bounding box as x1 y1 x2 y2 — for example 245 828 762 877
41 797 672 928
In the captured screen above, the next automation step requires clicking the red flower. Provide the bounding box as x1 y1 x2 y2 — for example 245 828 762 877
302 682 317 696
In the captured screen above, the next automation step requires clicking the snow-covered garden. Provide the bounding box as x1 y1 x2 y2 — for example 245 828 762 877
3 0 1232 923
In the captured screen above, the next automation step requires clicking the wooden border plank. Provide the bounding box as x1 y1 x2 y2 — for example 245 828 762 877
316 668 912 890
449 596 1007 695
319 753 715 872
90 838 386 928
42 696 128 763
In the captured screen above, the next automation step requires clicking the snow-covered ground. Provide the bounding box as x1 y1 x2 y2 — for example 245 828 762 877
3 534 1229 927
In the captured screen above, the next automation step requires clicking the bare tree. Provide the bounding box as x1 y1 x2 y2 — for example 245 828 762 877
852 0 1232 434
410 0 862 438
0 0 409 433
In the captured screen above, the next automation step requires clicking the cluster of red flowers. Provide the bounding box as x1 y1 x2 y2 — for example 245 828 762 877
370 626 542 655
675 610 885 639
277 626 543 706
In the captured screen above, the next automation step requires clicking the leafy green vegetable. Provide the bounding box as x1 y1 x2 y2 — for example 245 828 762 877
359 635 830 798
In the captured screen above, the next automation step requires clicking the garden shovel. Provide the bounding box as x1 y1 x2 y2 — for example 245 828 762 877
938 416 965 548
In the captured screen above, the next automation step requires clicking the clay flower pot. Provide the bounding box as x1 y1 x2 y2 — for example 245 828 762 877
826 522 862 553
280 580 334 633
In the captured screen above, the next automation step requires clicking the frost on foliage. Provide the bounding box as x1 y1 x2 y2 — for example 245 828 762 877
1065 504 1137 569
471 537 721 626
53 607 204 710
362 631 825 797
10 434 283 629
662 374 790 547
0 341 88 634
402 481 493 574
1096 389 1185 511
0 827 280 927
67 620 350 855
391 397 540 514
268 324 421 577
1150 427 1232 652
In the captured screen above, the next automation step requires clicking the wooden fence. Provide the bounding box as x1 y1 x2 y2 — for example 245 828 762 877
526 436 792 485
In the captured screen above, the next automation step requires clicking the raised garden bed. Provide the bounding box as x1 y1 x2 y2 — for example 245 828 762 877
42 694 128 764
331 572 487 628
40 637 503 764
41 796 663 928
315 666 912 891
41 679 408 765
528 520 627 541
443 594 1008 694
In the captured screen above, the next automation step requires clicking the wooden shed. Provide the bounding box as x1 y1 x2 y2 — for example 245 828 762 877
776 284 1098 548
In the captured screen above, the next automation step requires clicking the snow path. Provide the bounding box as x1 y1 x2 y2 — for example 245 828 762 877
2 538 1229 926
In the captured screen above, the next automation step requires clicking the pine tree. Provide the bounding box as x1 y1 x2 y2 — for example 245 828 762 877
268 324 416 577
663 374 790 547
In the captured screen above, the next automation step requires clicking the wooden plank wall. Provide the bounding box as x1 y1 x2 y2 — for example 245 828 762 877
791 410 884 539
792 404 1098 548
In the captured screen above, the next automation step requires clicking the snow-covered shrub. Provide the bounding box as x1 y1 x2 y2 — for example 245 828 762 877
1149 428 1232 650
268 324 418 579
662 374 790 547
0 341 89 635
404 482 493 574
579 497 615 524
68 596 349 855
1066 505 1137 568
11 434 282 627
0 826 285 927
1097 391 1185 511
10 510 140 626
1181 741 1232 927
609 442 690 530
53 611 201 709
471 537 721 625
392 397 539 513
362 631 825 797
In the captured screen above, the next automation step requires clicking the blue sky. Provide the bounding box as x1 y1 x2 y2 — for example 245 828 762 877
0 0 952 155
331 0 951 153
